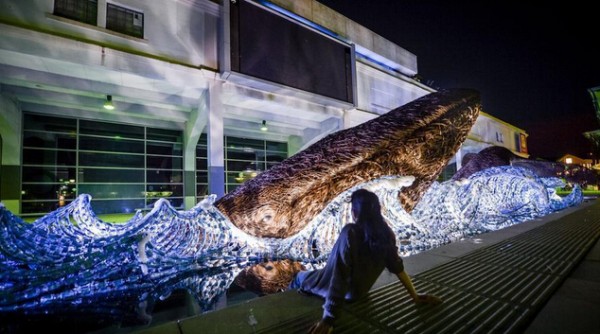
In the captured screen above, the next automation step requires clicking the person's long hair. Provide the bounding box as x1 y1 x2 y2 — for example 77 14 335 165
351 189 395 254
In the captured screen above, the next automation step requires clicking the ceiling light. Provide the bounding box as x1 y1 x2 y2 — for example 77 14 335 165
260 120 268 132
103 95 115 110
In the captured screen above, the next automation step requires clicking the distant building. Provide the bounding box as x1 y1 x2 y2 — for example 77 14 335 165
438 112 529 180
557 154 598 170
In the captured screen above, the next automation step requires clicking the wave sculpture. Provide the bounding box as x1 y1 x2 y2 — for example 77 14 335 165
1 89 582 327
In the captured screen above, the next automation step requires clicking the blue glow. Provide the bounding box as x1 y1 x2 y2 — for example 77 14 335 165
0 166 583 325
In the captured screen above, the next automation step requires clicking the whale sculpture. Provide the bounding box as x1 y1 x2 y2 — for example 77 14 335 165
215 89 481 238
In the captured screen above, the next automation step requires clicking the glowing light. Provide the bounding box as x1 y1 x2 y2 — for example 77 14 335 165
103 95 115 110
260 120 268 132
566 158 573 164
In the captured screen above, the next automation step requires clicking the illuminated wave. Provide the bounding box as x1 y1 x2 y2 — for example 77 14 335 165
0 166 583 324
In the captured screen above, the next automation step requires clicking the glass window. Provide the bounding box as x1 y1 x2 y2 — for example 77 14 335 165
196 184 208 197
80 119 144 139
78 183 145 199
53 0 98 25
146 156 182 170
146 169 183 183
24 114 76 132
224 136 288 193
22 167 76 182
23 149 76 166
79 152 144 168
21 114 185 215
147 142 183 156
147 128 182 142
21 184 76 201
106 3 144 39
79 168 144 183
196 134 209 202
266 141 287 153
145 184 183 198
79 136 144 153
84 199 145 215
23 131 76 149
22 200 73 214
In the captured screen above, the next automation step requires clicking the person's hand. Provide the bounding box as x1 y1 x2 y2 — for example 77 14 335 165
308 320 333 334
414 294 442 305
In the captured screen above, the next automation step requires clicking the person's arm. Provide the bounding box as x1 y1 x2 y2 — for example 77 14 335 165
396 270 442 304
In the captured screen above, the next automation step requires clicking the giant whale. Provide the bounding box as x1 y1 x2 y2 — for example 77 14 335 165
215 89 481 238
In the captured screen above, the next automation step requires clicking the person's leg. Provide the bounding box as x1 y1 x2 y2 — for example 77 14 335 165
287 270 309 290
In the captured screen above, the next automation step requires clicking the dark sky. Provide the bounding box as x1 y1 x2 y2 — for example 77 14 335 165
317 1 600 159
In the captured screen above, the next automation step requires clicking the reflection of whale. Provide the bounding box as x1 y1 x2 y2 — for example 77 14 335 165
216 89 481 238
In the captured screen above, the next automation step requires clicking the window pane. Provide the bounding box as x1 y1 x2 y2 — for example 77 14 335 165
147 128 182 142
106 3 144 38
146 169 183 183
147 142 182 156
80 119 144 139
80 136 144 153
196 147 207 158
196 172 208 183
79 152 144 167
24 131 76 149
197 133 208 146
266 141 287 153
226 150 257 161
21 183 76 200
24 114 76 132
226 170 260 184
196 184 208 197
226 184 240 193
146 156 182 169
23 167 76 183
226 159 259 172
78 168 144 183
53 0 98 25
23 149 76 166
78 184 144 199
22 200 73 214
196 158 207 170
86 199 144 215
266 152 287 163
145 185 183 197
226 137 264 151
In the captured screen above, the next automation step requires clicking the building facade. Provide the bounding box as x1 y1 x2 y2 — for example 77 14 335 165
0 0 525 218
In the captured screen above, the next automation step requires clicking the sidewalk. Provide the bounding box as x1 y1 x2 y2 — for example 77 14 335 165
128 198 600 334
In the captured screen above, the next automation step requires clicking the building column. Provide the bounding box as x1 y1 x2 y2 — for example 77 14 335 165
0 94 22 213
183 90 209 209
207 82 225 199
455 147 463 171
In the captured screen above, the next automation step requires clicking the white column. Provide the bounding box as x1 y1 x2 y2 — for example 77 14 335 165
0 94 22 213
455 147 463 172
183 90 208 209
97 0 107 28
207 82 225 199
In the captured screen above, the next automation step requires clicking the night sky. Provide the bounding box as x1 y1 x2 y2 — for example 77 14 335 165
317 1 600 160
